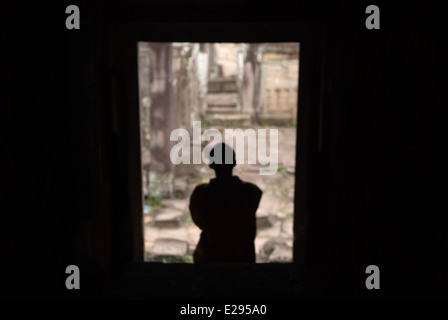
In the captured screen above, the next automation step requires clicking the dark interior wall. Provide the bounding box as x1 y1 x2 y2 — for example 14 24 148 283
1 2 110 297
314 3 448 297
1 1 447 299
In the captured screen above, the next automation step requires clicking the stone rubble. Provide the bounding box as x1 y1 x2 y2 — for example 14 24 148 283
144 127 297 263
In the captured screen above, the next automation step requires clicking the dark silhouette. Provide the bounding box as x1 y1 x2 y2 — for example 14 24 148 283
189 143 262 263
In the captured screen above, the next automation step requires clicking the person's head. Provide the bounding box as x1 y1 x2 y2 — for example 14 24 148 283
208 143 236 178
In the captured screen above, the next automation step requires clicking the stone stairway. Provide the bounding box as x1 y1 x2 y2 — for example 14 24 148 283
205 76 251 127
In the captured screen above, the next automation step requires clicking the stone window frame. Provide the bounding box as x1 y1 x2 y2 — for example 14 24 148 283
108 21 325 265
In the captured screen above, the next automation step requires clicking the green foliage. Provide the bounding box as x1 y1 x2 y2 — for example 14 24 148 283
288 117 297 128
182 210 195 226
272 185 290 200
148 254 194 263
149 193 162 207
180 255 194 263
186 172 200 184
276 167 287 174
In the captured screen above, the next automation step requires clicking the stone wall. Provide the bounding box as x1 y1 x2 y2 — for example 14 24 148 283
214 43 243 77
262 60 299 114
258 44 300 125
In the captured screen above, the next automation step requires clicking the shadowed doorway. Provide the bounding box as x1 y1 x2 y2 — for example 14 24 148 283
137 42 301 263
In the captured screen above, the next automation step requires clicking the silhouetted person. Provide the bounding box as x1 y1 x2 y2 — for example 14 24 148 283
189 143 262 263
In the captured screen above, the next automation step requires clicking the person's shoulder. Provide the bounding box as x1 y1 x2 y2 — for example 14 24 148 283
191 183 209 195
240 180 262 195
190 183 210 204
